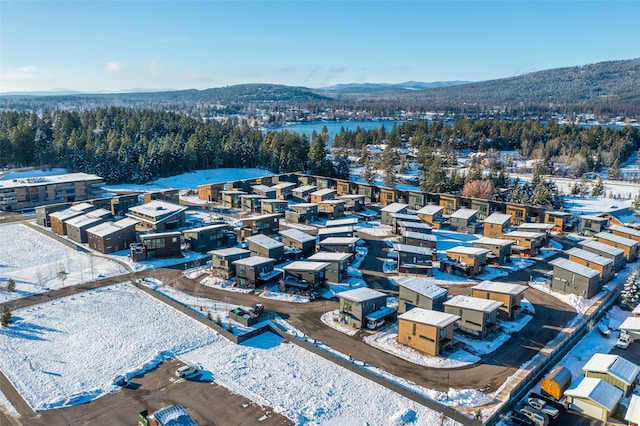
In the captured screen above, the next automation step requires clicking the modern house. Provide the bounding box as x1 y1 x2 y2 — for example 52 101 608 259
35 202 71 227
260 199 288 214
197 182 225 202
609 224 640 244
307 252 352 282
292 185 317 203
318 236 361 254
545 211 573 232
595 231 638 262
220 190 246 209
182 223 231 252
338 194 365 212
233 256 280 289
317 226 353 241
109 194 139 216
439 194 458 215
503 231 545 257
143 189 179 204
393 243 434 276
209 247 251 279
472 237 512 265
130 232 182 261
240 194 266 213
310 188 337 204
401 231 437 249
379 187 403 206
449 208 481 234
416 205 445 229
126 201 186 232
49 202 96 235
516 222 555 245
281 261 330 290
397 221 432 235
65 208 112 244
443 295 503 338
317 199 345 218
505 202 543 226
86 218 139 254
325 218 359 228
582 353 640 396
338 287 395 330
444 246 489 277
396 276 448 313
564 377 623 422
380 203 409 226
471 280 528 319
407 190 428 210
285 203 319 224
579 215 609 236
566 247 615 283
397 308 459 356
239 213 281 236
251 184 276 199
246 234 285 263
482 213 512 239
279 228 317 258
271 181 296 200
356 182 378 203
549 258 601 299
579 239 626 271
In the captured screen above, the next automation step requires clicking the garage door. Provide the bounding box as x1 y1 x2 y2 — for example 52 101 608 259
572 398 605 421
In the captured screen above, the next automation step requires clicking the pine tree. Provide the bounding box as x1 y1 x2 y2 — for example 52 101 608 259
7 278 15 292
1 305 11 327
607 159 621 180
381 145 396 188
620 270 640 309
591 176 604 197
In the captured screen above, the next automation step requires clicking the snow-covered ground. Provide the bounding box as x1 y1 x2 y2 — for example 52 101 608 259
0 223 128 302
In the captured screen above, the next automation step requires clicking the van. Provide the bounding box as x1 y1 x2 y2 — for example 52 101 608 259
519 405 549 426
366 318 385 330
175 365 198 378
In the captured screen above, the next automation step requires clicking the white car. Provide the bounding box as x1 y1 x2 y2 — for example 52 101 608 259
616 333 631 349
175 365 198 378
527 397 559 419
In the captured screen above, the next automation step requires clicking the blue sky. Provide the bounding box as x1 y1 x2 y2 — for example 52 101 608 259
1 0 638 93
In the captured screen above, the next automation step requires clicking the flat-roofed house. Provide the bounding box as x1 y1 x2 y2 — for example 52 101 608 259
126 201 186 232
260 199 288 214
402 231 437 249
416 205 445 229
292 185 317 203
130 232 182 261
281 261 329 290
579 215 609 236
595 231 638 262
307 252 351 282
545 211 573 232
609 224 640 244
110 194 139 216
317 199 345 219
285 203 319 224
396 276 448 313
379 187 403 206
549 258 601 298
625 394 640 426
516 222 555 245
449 208 481 234
221 190 246 209
471 280 527 319
240 194 266 213
397 221 432 236
338 287 394 330
317 226 353 241
251 184 276 199
197 182 225 202
482 213 512 238
239 213 281 236
279 228 317 258
439 194 458 215
445 246 489 276
357 182 378 203
49 202 96 235
35 202 71 227
582 353 640 395
209 247 251 279
397 308 459 356
310 188 337 204
318 236 361 254
335 179 352 196
564 377 623 422
143 189 179 204
505 202 536 226
326 218 359 228
272 182 296 200
469 198 493 221
503 231 545 257
380 203 409 226
65 208 112 243
233 256 279 289
443 295 503 338
566 247 615 283
338 194 365 212
407 190 428 210
86 218 139 254
183 224 230 252
472 237 512 265
314 176 335 189
246 233 285 263
579 239 626 271
394 243 434 276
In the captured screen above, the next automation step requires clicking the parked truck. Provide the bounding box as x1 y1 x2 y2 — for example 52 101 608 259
540 366 572 401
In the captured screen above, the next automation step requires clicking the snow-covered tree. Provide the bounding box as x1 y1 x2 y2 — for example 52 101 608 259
620 270 640 309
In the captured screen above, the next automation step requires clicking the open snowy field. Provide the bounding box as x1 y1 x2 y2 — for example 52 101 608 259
0 223 128 302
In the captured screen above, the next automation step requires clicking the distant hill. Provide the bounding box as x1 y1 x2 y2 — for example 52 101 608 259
321 81 470 92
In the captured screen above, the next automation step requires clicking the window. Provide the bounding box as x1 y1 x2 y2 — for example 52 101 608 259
343 301 352 312
412 323 416 335
419 335 434 342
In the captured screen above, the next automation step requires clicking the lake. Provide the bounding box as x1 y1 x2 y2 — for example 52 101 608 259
268 120 403 142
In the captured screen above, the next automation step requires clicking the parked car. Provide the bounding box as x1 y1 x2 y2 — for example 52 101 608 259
366 318 385 330
175 365 198 378
519 406 549 426
616 333 631 349
527 397 559 419
597 323 611 338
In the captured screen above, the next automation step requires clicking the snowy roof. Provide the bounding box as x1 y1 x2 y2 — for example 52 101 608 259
582 353 640 386
283 261 330 272
395 276 447 299
483 213 512 225
246 234 285 249
416 205 443 215
399 308 460 328
140 231 181 239
609 224 640 238
564 377 623 411
595 231 638 247
232 256 275 267
307 252 352 262
251 184 275 193
443 295 503 313
446 246 490 256
579 239 625 256
128 201 186 219
86 218 139 237
390 213 421 222
208 247 251 257
626 394 640 424
317 199 345 206
503 231 545 239
65 208 111 228
473 237 513 247
338 194 365 200
240 213 282 223
183 223 228 234
310 188 336 197
620 316 640 333
319 237 360 245
289 203 318 209
403 231 437 242
633 304 640 316
260 198 287 204
0 172 103 189
317 226 353 235
339 287 386 303
397 221 432 230
546 211 573 217
293 185 317 193
566 248 614 267
149 404 197 426
271 182 296 190
579 214 609 222
517 223 555 231
472 280 527 296
326 218 359 227
450 208 477 219
549 258 600 278
50 203 95 220
240 194 266 199
279 229 316 243
393 243 433 256
365 306 396 320
220 190 246 195
380 202 409 213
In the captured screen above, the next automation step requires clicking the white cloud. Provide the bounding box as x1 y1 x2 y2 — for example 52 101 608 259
5 65 41 81
106 61 124 73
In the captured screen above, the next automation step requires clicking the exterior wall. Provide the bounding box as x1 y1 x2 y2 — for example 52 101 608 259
67 218 110 244
140 234 182 259
397 251 433 267
506 205 527 225
444 306 494 338
402 235 437 249
596 238 638 262
398 287 447 313
408 192 426 210
379 189 397 206
397 320 440 356
473 242 511 264
336 181 351 196
143 189 179 204
483 222 506 239
110 195 138 216
236 263 274 288
246 216 280 235
210 252 251 279
35 203 70 227
439 195 457 215
580 218 607 236
87 226 137 254
566 397 608 422
282 236 316 258
568 254 615 283
319 242 356 253
284 268 325 286
446 252 485 276
612 228 640 244
248 242 284 261
582 245 626 271
339 295 387 329
198 183 224 202
551 267 601 298
470 200 490 221
261 200 288 214
584 371 630 394
321 260 347 283
183 229 227 252
471 289 521 318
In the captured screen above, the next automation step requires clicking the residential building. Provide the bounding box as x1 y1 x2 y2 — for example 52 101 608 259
545 211 573 232
318 236 361 254
396 276 448 313
110 194 139 216
143 189 179 204
49 202 96 235
220 190 246 209
86 218 139 254
338 287 395 330
239 213 281 236
209 247 251 279
381 203 410 225
126 201 186 232
482 213 512 238
307 252 352 282
393 243 434 276
503 231 545 257
279 228 317 258
251 184 276 199
397 221 432 235
609 224 640 244
397 308 459 356
471 281 527 319
183 224 231 252
379 187 403 206
281 261 330 290
449 208 481 234
516 222 554 245
443 295 503 338
416 205 445 229
566 247 615 283
317 199 345 218
197 182 225 202
549 258 601 299
338 194 365 212
564 377 623 422
401 231 437 249
65 208 112 244
595 231 638 262
271 182 296 200
285 203 319 224
310 188 337 204
445 246 489 276
130 232 182 261
240 194 266 213
469 198 493 221
579 240 626 271
292 185 317 203
317 226 353 241
335 179 353 196
472 237 512 265
579 215 609 236
35 202 71 227
582 353 640 395
624 394 640 426
407 191 428 210
260 199 288 214
233 256 279 288
325 218 359 228
246 234 285 262
439 194 458 215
